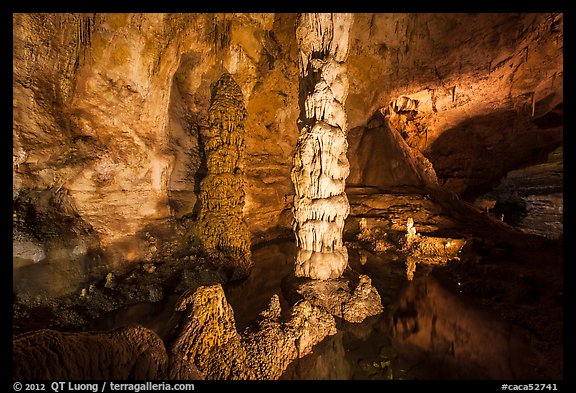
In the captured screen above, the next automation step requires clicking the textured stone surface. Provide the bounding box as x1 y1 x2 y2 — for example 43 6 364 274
345 186 460 239
488 146 563 239
285 274 383 323
13 13 563 294
400 218 466 280
12 13 299 299
170 283 336 380
346 13 562 207
292 13 353 280
188 73 252 271
11 13 564 382
13 326 203 380
347 114 438 190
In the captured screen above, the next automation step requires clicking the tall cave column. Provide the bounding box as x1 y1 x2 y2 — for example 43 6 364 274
191 73 252 273
292 13 353 280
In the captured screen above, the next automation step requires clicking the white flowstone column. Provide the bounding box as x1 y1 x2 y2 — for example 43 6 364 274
292 13 353 280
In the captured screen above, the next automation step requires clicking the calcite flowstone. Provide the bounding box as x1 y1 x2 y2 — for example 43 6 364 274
292 13 354 280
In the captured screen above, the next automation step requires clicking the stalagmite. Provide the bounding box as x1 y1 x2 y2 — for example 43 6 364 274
292 13 353 280
189 73 252 273
170 284 336 380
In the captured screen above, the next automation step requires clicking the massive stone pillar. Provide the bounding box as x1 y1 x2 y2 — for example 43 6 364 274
292 14 353 280
191 73 252 273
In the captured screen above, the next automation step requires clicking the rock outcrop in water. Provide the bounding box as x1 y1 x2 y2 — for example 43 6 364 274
284 274 384 323
291 13 354 280
13 326 203 380
169 283 336 379
188 73 252 273
400 218 466 281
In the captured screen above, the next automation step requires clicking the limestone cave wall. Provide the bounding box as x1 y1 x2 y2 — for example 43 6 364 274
13 13 563 301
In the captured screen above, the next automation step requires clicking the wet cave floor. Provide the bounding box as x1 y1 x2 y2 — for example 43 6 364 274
227 239 562 380
12 193 563 380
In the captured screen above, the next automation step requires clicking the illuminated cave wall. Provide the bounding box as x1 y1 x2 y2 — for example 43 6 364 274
346 13 563 199
12 13 563 300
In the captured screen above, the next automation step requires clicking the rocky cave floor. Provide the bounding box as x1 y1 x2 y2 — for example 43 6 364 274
12 186 563 380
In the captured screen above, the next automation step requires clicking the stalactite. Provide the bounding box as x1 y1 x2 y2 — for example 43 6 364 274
190 73 252 273
292 13 353 280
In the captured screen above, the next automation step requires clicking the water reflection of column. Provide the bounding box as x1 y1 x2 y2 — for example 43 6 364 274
292 14 353 280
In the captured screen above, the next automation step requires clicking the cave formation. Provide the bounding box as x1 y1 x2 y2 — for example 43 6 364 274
187 72 252 276
12 13 563 381
292 13 352 280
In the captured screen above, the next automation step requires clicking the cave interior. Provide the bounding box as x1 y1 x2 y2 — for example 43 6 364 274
12 12 564 381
